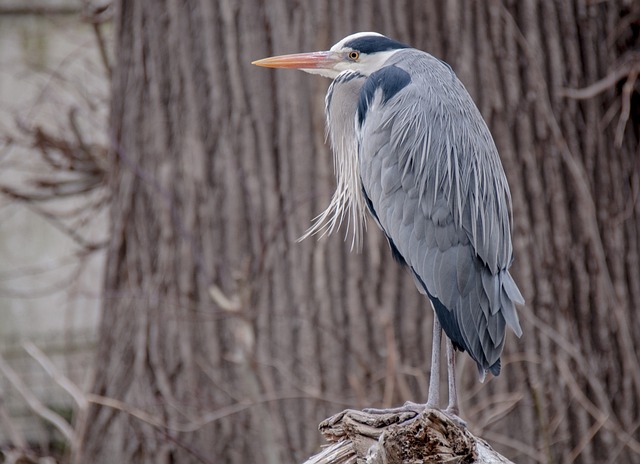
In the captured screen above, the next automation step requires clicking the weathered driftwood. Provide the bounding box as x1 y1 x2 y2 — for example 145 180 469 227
302 408 513 464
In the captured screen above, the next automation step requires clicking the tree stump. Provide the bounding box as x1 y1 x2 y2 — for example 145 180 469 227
302 408 513 464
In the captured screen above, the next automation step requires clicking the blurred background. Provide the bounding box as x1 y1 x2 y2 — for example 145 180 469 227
0 1 639 463
0 0 107 460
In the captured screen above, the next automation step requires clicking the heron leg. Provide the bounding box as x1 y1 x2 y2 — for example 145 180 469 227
425 316 441 408
444 337 466 427
445 337 458 414
362 316 442 416
361 315 466 427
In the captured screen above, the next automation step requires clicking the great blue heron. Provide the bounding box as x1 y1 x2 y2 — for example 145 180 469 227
253 32 524 418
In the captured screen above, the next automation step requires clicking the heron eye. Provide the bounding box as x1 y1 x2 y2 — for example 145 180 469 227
348 51 360 61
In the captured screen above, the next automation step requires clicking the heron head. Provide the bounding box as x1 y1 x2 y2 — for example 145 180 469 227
252 32 410 79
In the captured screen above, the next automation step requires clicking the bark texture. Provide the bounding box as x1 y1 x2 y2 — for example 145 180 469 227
75 1 640 463
303 408 512 464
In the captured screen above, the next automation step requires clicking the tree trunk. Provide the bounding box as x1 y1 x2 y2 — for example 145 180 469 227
75 1 640 463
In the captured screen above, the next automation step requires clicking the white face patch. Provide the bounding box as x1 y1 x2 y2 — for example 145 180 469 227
332 49 401 77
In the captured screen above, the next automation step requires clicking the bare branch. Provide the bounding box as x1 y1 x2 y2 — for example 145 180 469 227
558 358 640 457
0 353 75 443
82 392 326 434
615 69 638 148
0 390 28 450
23 342 88 410
558 64 634 100
91 23 112 79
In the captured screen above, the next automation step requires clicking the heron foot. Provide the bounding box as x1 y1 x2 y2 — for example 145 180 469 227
363 400 427 416
363 402 467 428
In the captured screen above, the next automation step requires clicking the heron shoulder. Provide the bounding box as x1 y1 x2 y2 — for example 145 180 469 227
356 65 411 126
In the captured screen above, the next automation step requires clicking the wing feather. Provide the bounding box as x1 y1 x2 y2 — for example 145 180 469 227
357 49 524 374
456 247 474 297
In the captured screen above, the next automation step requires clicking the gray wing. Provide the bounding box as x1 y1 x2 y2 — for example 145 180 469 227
357 50 524 375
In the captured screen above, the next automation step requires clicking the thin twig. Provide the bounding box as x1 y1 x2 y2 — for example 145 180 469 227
480 431 544 463
23 342 88 410
158 429 213 464
85 394 165 428
557 358 640 457
68 107 93 160
0 390 28 449
566 414 608 464
0 353 75 442
0 194 106 251
85 392 322 433
615 69 638 148
91 22 112 79
558 64 633 100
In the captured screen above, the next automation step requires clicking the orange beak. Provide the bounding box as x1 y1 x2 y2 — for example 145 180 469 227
252 51 339 70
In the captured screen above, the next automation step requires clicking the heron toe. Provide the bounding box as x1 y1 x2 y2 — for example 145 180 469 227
363 402 468 428
362 401 426 416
